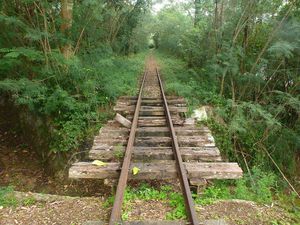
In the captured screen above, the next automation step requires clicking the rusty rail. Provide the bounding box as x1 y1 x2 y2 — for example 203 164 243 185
109 69 199 225
109 71 147 225
156 68 199 225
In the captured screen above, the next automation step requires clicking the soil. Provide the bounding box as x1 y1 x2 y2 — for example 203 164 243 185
0 106 111 197
0 197 109 225
0 195 294 225
197 200 294 225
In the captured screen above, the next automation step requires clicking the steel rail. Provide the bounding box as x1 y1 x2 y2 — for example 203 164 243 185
109 71 148 225
156 68 199 225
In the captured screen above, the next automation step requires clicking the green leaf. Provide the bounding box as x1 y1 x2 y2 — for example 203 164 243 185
4 51 21 58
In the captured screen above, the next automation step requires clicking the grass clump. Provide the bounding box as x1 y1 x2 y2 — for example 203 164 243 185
0 186 37 208
195 168 277 206
124 183 187 220
104 183 187 220
0 186 18 208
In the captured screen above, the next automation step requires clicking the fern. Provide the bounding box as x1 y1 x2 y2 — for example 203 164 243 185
0 14 27 28
268 40 295 59
0 47 44 62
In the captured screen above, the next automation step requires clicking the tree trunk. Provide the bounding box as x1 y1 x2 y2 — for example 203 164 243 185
194 0 201 27
240 21 249 73
60 0 73 59
214 0 219 55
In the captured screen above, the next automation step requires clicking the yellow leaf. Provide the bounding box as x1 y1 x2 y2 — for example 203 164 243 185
132 166 140 175
92 160 107 167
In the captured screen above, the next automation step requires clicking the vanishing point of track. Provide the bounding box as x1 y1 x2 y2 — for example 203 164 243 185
109 68 199 225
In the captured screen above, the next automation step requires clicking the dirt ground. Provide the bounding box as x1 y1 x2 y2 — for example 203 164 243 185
0 195 295 225
0 105 112 198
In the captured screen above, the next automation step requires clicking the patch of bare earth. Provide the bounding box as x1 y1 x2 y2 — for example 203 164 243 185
0 197 109 225
197 200 294 225
126 199 172 221
0 197 295 225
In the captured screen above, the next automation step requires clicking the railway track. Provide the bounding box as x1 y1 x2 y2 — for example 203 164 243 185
109 68 199 225
69 59 243 224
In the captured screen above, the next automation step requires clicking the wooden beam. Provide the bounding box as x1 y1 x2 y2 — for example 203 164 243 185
115 113 131 128
89 146 222 161
69 162 243 180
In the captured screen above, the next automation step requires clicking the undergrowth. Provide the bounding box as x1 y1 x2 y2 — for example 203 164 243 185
0 186 36 208
154 50 300 223
103 171 294 221
0 49 146 154
155 51 224 115
195 167 277 206
104 183 187 220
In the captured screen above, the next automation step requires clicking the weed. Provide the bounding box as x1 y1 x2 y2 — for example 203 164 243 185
22 197 36 206
166 193 186 220
0 186 17 208
195 183 231 206
233 167 276 204
105 183 187 220
103 195 115 208
113 144 125 160
194 168 277 207
121 211 129 220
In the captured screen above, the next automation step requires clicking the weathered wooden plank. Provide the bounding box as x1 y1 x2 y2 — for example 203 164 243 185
93 139 128 146
115 113 131 128
115 106 186 112
93 135 215 147
136 127 211 137
134 135 215 147
97 126 211 137
186 163 243 179
114 106 187 113
119 96 185 101
116 98 186 105
99 127 130 135
137 116 184 127
69 162 243 180
97 131 129 138
89 146 221 161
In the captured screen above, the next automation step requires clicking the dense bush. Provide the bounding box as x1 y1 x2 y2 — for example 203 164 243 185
0 51 145 153
0 1 150 158
152 1 300 191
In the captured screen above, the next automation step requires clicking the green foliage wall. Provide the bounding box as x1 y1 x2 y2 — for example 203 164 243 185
0 0 148 167
152 0 300 183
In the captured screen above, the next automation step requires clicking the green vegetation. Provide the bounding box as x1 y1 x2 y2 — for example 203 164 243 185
0 0 299 222
195 168 276 205
103 174 296 222
105 183 187 220
0 1 148 161
156 50 299 222
149 1 300 221
0 186 18 208
113 144 125 160
0 186 36 208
